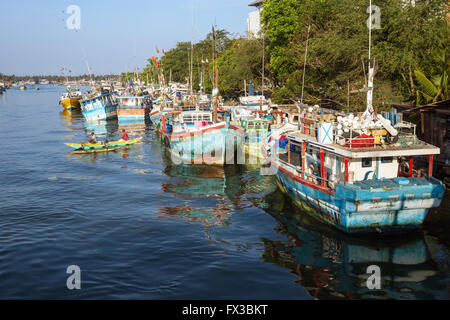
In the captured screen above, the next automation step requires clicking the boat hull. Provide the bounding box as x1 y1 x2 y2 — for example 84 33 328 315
65 138 142 150
272 160 445 234
162 123 244 165
81 104 117 121
60 97 81 110
117 108 149 122
150 109 161 128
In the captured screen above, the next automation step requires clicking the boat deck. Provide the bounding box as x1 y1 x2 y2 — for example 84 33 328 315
284 130 440 157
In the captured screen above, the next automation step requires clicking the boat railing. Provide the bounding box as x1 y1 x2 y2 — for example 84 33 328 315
274 150 330 189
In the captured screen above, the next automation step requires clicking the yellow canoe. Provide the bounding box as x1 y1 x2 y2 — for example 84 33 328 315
65 138 142 150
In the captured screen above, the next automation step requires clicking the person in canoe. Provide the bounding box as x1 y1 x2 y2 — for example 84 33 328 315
88 132 97 144
120 129 128 142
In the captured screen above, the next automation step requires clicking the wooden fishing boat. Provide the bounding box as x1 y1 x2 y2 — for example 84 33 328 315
79 88 118 121
160 106 245 165
65 138 142 150
116 94 152 123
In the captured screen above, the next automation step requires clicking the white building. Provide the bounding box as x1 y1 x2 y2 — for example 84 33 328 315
247 0 263 39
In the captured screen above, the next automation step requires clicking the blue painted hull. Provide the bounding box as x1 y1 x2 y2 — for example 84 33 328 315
118 115 146 121
274 163 445 233
81 103 117 121
163 123 244 165
150 110 161 128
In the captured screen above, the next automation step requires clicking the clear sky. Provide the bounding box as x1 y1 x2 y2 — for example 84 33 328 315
0 0 255 76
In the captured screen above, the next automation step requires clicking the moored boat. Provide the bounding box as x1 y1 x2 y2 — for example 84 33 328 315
263 104 445 234
79 88 118 121
160 106 245 165
116 94 152 123
59 86 82 110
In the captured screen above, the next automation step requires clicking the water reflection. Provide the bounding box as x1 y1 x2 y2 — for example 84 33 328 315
84 119 119 139
258 188 445 299
60 109 83 128
159 158 248 226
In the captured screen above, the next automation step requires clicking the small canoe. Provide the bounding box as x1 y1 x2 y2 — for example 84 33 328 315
65 137 142 150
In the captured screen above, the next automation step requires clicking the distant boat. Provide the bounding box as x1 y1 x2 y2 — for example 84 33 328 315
19 85 26 91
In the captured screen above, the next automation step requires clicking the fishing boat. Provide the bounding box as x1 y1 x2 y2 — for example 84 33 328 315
116 94 152 123
230 106 272 160
263 78 445 234
65 137 142 151
79 88 118 121
59 86 82 110
261 5 445 234
160 105 245 165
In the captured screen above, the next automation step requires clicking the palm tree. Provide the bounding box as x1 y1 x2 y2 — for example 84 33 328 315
414 49 449 104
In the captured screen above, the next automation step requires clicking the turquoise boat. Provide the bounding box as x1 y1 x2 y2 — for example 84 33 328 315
160 107 245 165
80 89 118 121
263 104 445 233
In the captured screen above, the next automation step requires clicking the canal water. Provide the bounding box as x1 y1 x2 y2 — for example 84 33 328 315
0 85 448 299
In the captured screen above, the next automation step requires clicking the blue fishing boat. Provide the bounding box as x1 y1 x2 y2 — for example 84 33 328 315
160 106 245 165
264 104 445 233
263 65 445 233
80 89 118 121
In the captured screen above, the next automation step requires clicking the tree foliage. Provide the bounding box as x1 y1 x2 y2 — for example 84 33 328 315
262 0 449 108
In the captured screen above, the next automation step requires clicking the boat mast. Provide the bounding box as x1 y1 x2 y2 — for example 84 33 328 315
212 23 218 123
190 5 194 104
366 0 374 116
300 25 311 105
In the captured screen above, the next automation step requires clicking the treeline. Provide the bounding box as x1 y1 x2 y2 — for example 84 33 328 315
0 74 120 82
134 0 448 108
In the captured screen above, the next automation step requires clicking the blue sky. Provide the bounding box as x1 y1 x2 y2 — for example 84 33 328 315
0 0 254 76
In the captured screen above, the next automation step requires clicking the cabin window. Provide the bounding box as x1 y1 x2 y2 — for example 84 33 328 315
381 157 393 163
362 158 372 168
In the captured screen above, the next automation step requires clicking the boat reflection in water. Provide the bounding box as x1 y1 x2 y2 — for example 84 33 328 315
60 109 83 128
84 119 119 139
118 121 149 138
258 188 445 299
159 159 246 226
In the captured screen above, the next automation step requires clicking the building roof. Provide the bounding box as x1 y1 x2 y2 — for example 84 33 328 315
248 0 263 7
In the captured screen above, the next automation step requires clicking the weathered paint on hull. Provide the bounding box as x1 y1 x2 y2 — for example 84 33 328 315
163 123 244 165
81 104 117 121
274 162 445 234
117 108 149 122
150 110 161 128
60 98 81 110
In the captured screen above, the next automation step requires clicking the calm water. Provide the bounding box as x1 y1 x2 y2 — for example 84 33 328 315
0 85 448 299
